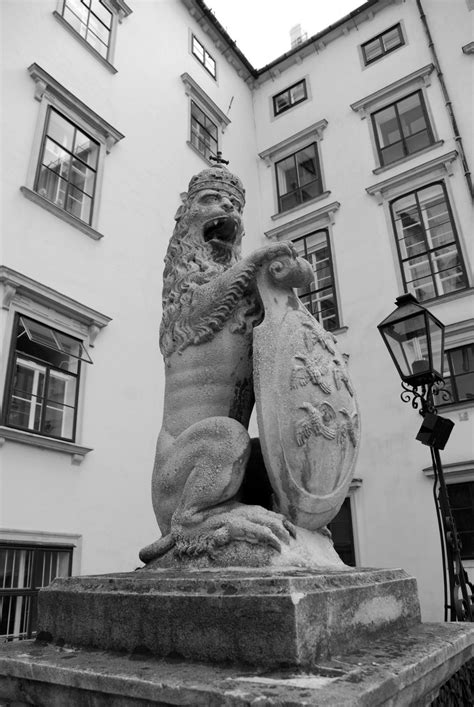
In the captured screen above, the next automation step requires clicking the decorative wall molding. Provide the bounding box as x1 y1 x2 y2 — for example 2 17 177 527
0 426 92 465
266 201 341 239
0 265 111 346
259 119 328 166
366 150 458 204
462 41 474 54
28 63 124 151
423 460 474 482
181 72 231 131
350 64 435 118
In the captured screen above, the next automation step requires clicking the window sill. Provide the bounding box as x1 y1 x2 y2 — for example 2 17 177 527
53 12 118 74
271 191 331 221
415 287 474 309
372 141 444 175
0 426 92 465
436 399 474 413
20 187 104 241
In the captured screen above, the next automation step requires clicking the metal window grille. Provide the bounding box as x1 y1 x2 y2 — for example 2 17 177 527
0 544 73 642
34 107 99 225
293 229 339 332
62 0 112 59
390 182 468 302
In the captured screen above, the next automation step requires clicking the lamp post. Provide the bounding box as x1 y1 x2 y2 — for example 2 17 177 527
378 293 473 622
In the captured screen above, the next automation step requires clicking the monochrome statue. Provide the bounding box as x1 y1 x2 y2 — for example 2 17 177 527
140 166 359 568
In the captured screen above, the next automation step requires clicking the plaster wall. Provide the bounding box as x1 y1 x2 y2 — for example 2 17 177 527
0 0 259 575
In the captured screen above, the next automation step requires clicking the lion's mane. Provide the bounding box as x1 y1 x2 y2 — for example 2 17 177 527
159 209 262 362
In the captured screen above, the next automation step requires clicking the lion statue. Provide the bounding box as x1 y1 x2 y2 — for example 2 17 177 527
139 166 304 564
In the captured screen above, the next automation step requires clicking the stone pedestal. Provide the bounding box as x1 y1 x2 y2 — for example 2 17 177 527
36 567 420 667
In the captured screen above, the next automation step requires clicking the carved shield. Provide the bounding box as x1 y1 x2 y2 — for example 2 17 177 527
253 256 360 530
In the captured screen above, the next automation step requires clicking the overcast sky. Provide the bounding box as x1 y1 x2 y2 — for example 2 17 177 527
206 1 366 68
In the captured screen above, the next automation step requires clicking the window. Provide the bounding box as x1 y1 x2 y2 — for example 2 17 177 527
446 482 474 560
362 24 404 65
328 498 356 566
191 100 218 161
192 35 216 78
273 80 307 116
293 230 339 331
276 143 323 212
372 91 434 167
35 107 99 225
441 345 474 403
4 315 91 442
390 182 468 302
0 543 72 641
24 64 124 240
61 0 112 59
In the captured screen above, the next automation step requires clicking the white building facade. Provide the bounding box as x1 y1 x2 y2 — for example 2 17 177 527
1 0 473 637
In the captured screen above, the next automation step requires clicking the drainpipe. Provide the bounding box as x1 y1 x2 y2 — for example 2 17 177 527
416 0 473 199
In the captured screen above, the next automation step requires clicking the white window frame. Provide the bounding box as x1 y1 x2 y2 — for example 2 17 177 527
422 463 474 570
264 200 346 333
435 319 474 412
350 64 443 173
181 72 230 165
0 266 111 464
365 151 471 304
259 119 329 218
53 0 132 73
358 20 407 70
190 33 217 80
22 63 124 241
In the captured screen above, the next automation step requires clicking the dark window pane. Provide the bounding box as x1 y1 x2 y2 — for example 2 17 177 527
380 142 405 165
290 81 306 104
274 92 290 114
296 145 317 185
328 498 355 566
383 26 403 51
398 93 426 139
374 104 400 148
446 483 474 560
363 38 382 63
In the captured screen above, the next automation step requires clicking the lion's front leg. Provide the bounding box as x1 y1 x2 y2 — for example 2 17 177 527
140 416 294 563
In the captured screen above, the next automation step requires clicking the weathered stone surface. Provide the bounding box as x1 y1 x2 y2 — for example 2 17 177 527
140 165 360 568
254 255 360 530
0 622 473 706
37 567 420 667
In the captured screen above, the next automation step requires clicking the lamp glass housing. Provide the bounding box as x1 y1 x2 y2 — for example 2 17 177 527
378 294 445 386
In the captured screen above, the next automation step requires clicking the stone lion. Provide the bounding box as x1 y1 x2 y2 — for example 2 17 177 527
139 166 299 564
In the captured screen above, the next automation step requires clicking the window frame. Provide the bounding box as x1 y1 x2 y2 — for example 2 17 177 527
441 344 474 405
275 142 323 214
3 314 86 443
0 541 73 641
389 180 468 303
292 229 340 332
361 23 405 66
273 79 308 116
22 63 124 241
53 0 132 72
191 34 217 79
371 89 434 167
0 266 111 463
181 73 230 165
190 100 218 162
34 106 100 227
446 481 474 561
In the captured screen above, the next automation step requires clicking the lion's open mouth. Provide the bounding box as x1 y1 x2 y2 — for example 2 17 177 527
203 216 239 245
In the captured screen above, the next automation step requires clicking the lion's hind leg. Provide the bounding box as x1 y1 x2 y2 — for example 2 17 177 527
145 416 294 562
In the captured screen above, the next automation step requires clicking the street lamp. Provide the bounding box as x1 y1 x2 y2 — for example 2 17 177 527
378 293 473 622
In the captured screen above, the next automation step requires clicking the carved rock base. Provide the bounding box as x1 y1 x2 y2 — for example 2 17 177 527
146 526 346 569
37 567 420 667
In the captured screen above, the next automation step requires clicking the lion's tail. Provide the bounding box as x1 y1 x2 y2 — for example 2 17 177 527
139 534 175 563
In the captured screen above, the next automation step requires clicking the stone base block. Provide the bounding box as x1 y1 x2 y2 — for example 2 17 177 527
38 567 421 667
0 623 473 706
